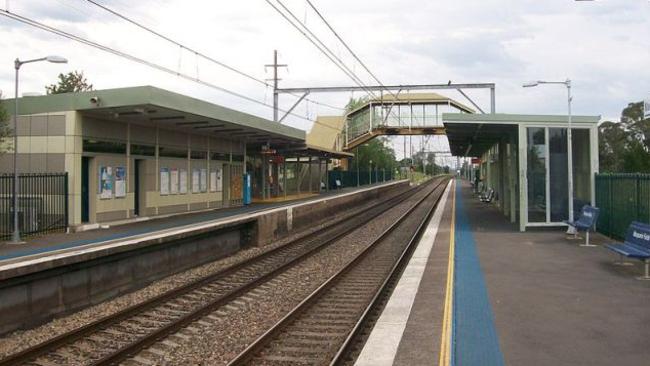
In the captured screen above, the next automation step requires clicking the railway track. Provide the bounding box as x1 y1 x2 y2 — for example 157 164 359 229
228 177 450 366
0 179 441 366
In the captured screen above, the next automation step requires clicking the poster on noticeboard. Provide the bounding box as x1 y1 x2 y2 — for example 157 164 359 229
99 166 113 199
115 166 126 198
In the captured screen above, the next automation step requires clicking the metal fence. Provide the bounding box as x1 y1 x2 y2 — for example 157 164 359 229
595 173 650 239
0 173 68 240
327 169 395 189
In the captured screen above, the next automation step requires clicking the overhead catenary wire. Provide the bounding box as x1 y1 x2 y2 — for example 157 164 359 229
0 9 344 132
264 0 378 100
81 0 345 112
303 0 398 101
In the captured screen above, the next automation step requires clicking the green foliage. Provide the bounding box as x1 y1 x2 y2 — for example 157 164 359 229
45 71 93 94
353 137 397 171
599 101 650 173
407 150 448 174
344 96 368 114
0 91 11 154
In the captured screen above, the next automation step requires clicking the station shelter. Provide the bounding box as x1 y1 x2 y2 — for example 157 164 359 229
247 144 352 203
443 113 600 231
1 86 347 228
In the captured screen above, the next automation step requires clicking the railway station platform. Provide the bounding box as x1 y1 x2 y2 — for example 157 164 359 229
357 179 650 366
0 181 398 263
0 179 410 335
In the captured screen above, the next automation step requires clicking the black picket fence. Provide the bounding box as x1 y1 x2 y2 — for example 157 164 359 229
0 173 68 240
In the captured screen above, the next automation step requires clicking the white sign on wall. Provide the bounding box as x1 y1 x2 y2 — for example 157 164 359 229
216 166 223 192
200 168 208 193
160 167 170 195
179 169 188 194
170 168 179 194
192 169 200 193
210 171 217 192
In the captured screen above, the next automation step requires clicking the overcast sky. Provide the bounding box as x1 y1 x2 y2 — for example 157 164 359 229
1 0 649 161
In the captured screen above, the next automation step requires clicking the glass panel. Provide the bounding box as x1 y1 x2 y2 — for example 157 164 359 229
130 143 155 156
572 129 591 211
83 139 127 154
159 146 187 159
549 128 568 222
527 127 546 222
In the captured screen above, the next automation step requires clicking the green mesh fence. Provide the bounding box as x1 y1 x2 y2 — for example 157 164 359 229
595 173 650 239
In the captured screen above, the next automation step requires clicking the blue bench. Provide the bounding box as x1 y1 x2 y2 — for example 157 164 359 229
604 221 650 280
565 205 599 247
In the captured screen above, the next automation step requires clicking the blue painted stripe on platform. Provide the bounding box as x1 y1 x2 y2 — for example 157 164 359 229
0 204 280 262
452 180 504 366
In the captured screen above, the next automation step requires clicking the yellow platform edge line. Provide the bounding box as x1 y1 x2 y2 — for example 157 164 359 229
439 179 456 366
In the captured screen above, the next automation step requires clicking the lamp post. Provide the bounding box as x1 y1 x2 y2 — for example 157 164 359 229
356 147 360 187
9 55 67 244
369 160 373 185
523 79 574 225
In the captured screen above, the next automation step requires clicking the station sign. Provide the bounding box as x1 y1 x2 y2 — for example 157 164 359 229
268 155 284 163
261 145 277 155
471 158 482 164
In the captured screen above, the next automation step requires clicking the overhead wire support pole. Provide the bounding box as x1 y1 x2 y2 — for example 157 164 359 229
490 86 496 113
265 50 287 122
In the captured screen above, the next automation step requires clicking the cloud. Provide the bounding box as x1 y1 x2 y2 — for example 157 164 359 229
0 0 648 133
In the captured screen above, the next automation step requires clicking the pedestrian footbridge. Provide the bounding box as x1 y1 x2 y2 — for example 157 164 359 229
343 93 474 151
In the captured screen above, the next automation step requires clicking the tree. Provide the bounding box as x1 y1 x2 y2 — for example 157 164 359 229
0 91 11 154
599 101 650 173
45 71 93 94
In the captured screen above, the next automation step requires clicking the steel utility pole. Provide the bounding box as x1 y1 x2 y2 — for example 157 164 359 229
265 50 287 122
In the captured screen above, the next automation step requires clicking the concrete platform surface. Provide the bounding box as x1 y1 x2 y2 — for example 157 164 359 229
0 182 399 263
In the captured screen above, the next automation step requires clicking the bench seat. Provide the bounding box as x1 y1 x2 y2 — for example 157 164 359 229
604 243 650 259
604 221 650 279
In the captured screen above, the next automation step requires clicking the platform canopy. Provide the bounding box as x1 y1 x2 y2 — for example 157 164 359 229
443 113 600 157
9 85 306 149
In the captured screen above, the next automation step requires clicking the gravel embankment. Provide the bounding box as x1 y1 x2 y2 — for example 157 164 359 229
0 184 412 360
141 181 439 365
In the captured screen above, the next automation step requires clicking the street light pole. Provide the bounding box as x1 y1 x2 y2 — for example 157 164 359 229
9 55 67 244
11 59 20 244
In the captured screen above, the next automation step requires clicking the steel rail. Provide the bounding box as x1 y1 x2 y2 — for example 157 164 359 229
330 179 450 365
227 177 450 365
0 180 428 366
91 180 438 366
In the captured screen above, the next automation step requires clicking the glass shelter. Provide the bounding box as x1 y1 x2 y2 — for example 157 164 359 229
443 113 599 231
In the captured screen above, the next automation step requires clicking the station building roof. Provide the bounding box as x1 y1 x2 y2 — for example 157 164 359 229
347 92 475 116
5 85 306 147
306 115 345 150
442 113 600 157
